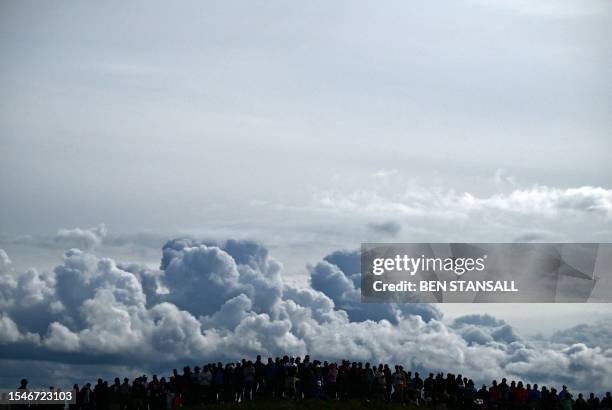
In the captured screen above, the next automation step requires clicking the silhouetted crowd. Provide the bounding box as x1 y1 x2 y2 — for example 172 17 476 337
16 355 612 409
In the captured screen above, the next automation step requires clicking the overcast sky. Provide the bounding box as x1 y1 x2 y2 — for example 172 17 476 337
1 0 611 391
1 0 611 234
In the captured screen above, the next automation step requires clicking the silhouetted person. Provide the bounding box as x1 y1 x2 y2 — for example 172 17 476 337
575 393 587 410
561 392 573 410
601 392 612 410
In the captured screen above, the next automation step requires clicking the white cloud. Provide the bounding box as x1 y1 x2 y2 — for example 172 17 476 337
0 313 24 344
0 238 611 394
55 224 107 250
44 322 80 352
315 185 612 219
0 249 11 273
0 313 40 345
493 168 516 187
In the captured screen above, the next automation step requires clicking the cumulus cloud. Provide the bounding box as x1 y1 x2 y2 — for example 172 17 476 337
0 239 611 394
0 254 58 334
55 224 107 250
451 314 521 345
0 313 37 345
310 253 442 323
0 252 41 346
161 239 283 317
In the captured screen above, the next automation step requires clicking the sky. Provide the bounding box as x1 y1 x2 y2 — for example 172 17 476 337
1 0 611 394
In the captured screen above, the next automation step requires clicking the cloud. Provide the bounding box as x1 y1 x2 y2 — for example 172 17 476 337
161 239 283 317
551 321 612 349
0 359 149 391
451 314 520 345
310 261 359 305
372 169 398 179
512 230 568 242
0 239 611 395
0 250 58 334
367 221 402 237
0 249 11 273
323 250 361 283
315 185 612 219
44 322 80 352
452 314 505 327
0 313 39 345
310 252 442 323
0 260 41 346
55 224 107 250
493 168 516 186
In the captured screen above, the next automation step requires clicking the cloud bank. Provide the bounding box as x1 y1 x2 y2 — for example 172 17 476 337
0 239 611 394
316 185 612 219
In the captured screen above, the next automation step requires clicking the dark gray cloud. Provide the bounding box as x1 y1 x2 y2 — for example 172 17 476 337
311 252 442 323
367 221 402 237
512 231 568 243
323 250 361 287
